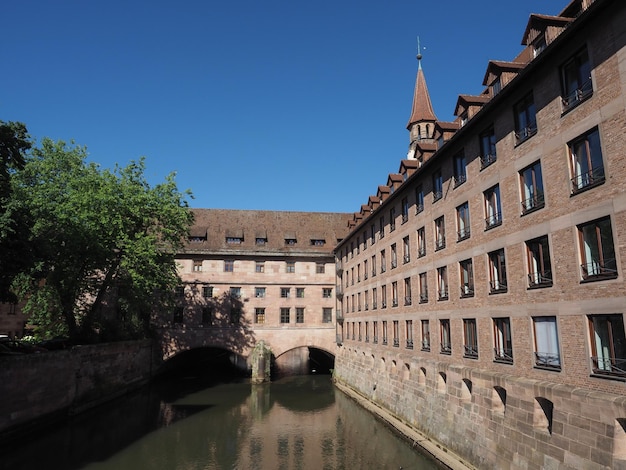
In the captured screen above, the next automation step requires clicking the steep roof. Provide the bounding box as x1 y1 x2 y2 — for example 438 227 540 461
406 59 437 129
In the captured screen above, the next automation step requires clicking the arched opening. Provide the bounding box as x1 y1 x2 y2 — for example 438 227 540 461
534 397 554 434
461 378 472 402
493 386 507 414
273 346 335 378
437 372 447 393
156 346 248 381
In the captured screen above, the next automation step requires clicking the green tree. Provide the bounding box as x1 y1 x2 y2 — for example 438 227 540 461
9 138 193 340
0 121 32 301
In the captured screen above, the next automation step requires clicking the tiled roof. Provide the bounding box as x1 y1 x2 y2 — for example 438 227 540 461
406 62 437 129
184 209 351 254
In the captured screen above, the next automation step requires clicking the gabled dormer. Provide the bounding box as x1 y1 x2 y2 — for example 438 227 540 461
399 160 419 182
386 174 403 194
368 195 381 212
360 204 371 218
377 185 390 203
482 60 526 97
454 94 491 126
433 121 460 150
522 14 574 58
414 141 437 167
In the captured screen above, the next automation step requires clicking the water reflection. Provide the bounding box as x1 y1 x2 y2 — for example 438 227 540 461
2 376 440 470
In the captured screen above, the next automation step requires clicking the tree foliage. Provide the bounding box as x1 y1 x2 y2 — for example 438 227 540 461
8 138 193 341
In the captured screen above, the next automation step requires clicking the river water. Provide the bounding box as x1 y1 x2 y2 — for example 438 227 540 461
3 374 441 470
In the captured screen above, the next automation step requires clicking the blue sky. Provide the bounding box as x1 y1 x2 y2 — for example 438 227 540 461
3 0 563 213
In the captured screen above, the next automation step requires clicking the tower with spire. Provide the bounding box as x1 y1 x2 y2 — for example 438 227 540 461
406 38 437 159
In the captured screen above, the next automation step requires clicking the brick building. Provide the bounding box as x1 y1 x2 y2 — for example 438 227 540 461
333 0 626 468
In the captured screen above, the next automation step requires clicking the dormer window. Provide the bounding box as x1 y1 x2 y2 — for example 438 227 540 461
492 77 502 96
311 239 326 246
285 238 297 246
226 237 243 244
533 34 546 58
256 237 267 245
460 112 468 127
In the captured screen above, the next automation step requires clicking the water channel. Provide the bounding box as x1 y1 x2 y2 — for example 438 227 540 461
2 372 442 470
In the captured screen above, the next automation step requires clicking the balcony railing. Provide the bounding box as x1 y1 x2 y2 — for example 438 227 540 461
402 214 409 224
464 345 478 359
419 292 428 303
433 191 443 203
393 338 399 347
372 302 377 310
404 296 412 306
515 123 537 145
391 260 397 269
392 299 398 307
494 348 514 364
581 259 618 281
435 238 446 251
489 281 508 294
381 301 387 309
457 228 470 242
528 271 553 288
485 212 502 230
590 356 626 378
438 288 448 301
418 246 426 258
571 166 605 193
440 343 452 355
406 340 414 350
535 352 561 369
460 284 474 298
382 337 388 345
364 303 368 311
562 79 593 112
480 154 497 170
521 193 545 214
421 340 430 351
415 203 424 215
403 254 410 264
453 174 467 187
373 335 378 344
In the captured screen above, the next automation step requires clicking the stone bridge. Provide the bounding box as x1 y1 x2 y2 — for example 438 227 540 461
155 324 339 377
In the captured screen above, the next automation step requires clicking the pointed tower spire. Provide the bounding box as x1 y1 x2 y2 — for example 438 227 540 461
406 37 437 146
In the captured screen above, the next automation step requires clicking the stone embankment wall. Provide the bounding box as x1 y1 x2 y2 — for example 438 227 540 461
334 348 626 470
0 340 154 439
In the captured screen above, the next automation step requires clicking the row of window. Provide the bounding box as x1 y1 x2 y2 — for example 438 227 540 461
190 235 328 246
173 306 334 326
344 125 604 264
176 286 334 300
188 260 328 274
343 215 616 311
344 313 626 379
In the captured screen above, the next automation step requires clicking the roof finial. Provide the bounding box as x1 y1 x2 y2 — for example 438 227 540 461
416 36 423 68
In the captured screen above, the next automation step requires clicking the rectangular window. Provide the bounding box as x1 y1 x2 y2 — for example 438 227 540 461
493 318 513 363
286 261 295 273
224 260 234 272
463 319 478 358
256 237 267 245
316 263 325 274
285 238 297 246
381 285 387 309
421 320 430 351
434 216 446 251
322 308 332 323
229 287 241 299
484 184 502 230
391 243 397 269
311 239 326 246
379 216 385 239
569 128 605 193
372 287 377 310
393 320 399 347
489 249 508 293
419 272 428 303
459 259 474 298
514 92 537 144
456 202 470 241
255 287 266 298
193 259 202 272
202 286 213 298
380 249 386 273
322 288 333 298
390 207 396 232
440 319 451 354
404 277 412 306
406 320 413 349
479 126 497 169
296 307 304 324
402 236 410 264
356 236 360 254
370 224 376 245
296 288 305 298
364 290 369 310
391 281 398 307
373 321 379 344
578 216 617 280
255 308 266 324
415 185 424 214
255 261 265 273
280 308 290 324
561 47 592 112
437 266 448 301
357 264 361 282
371 255 376 277
526 236 553 287
432 169 443 202
401 197 409 223
280 287 290 298
382 321 388 345
357 292 362 311
226 237 243 244
417 227 426 257
533 316 561 369
364 259 368 280
453 151 467 187
589 314 626 378
520 161 545 214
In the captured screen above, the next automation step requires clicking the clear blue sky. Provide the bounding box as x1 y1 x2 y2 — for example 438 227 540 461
3 0 563 213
